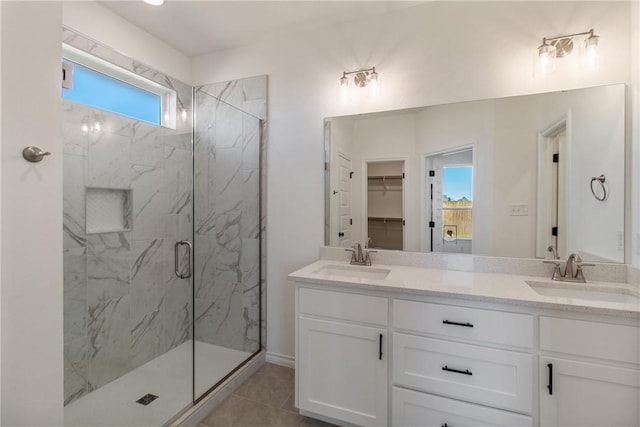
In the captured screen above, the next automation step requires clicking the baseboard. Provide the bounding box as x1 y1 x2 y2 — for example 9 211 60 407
266 352 295 368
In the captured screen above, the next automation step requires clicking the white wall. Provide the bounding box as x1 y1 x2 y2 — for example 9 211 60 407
632 0 640 268
1 2 64 425
62 1 192 85
0 2 3 421
192 1 636 362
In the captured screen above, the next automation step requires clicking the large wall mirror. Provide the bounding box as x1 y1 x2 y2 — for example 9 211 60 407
325 84 626 263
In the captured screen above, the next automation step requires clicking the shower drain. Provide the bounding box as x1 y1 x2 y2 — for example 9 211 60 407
136 393 159 406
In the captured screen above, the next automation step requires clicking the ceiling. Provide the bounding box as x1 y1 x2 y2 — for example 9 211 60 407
99 1 424 57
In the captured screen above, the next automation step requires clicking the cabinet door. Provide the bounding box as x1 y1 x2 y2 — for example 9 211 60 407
298 316 387 427
392 387 532 427
540 357 640 427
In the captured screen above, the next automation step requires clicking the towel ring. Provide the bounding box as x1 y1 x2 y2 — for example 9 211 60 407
590 174 607 201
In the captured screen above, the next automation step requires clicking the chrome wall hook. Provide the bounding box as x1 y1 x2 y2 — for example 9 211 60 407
22 146 51 163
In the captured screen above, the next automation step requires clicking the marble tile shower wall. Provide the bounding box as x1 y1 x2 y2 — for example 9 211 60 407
193 80 264 353
62 95 194 405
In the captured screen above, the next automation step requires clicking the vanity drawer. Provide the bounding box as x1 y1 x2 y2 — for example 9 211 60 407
299 287 388 326
393 299 533 348
393 333 533 413
392 387 533 427
540 316 640 364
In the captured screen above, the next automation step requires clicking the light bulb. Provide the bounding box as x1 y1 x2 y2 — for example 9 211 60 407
338 73 350 103
81 123 89 133
585 34 599 67
181 108 188 121
369 68 379 98
537 42 556 76
92 122 101 132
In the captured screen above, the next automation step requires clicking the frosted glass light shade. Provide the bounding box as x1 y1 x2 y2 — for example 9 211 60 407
369 71 380 98
338 75 350 103
536 44 557 76
583 35 599 67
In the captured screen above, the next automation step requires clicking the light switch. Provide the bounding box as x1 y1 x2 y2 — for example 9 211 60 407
509 204 529 216
617 230 624 252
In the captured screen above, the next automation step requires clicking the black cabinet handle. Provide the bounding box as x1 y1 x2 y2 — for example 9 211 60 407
338 232 344 237
547 363 553 395
442 365 472 376
442 320 474 328
379 334 383 360
442 424 449 427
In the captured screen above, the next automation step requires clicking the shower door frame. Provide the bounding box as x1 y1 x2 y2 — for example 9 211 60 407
191 88 265 404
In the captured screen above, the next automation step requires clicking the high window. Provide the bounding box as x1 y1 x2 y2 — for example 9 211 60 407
62 44 176 128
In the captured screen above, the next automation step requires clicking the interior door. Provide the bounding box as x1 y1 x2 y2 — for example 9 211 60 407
337 153 352 247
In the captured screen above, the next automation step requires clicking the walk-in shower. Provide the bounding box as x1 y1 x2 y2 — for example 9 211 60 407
62 29 264 426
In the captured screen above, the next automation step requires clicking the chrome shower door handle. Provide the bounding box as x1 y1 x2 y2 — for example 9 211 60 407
174 240 192 279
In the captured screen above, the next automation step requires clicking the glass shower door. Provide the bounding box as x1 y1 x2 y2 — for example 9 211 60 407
62 94 195 426
193 89 262 398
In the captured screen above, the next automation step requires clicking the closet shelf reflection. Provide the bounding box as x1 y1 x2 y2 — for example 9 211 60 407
368 217 403 223
368 175 403 180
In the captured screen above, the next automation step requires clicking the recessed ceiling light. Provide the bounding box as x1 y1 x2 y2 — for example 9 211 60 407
143 0 164 6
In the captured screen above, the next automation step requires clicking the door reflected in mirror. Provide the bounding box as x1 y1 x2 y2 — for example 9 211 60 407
427 147 474 254
325 84 625 263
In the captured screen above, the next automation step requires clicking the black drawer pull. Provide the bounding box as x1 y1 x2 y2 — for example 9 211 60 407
547 363 553 395
379 334 383 360
442 320 474 328
442 365 473 376
442 424 449 427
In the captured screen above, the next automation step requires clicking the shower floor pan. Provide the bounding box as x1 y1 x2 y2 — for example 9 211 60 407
64 340 251 426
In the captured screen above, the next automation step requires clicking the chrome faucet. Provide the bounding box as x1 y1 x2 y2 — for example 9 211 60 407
345 243 376 266
565 253 578 278
543 253 595 283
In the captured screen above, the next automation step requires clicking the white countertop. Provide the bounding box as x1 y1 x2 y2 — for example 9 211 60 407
289 260 640 318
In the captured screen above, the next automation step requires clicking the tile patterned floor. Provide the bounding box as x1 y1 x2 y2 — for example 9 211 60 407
199 363 338 427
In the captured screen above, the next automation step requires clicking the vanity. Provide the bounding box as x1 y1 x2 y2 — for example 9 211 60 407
289 254 640 427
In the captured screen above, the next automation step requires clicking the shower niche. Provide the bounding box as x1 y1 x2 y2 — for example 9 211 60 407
85 188 132 234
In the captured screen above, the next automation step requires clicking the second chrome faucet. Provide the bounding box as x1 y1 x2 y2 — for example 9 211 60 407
544 247 595 283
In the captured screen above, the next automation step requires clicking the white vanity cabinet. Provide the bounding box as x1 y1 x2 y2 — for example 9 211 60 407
292 269 640 427
538 317 640 427
296 287 388 427
391 299 534 427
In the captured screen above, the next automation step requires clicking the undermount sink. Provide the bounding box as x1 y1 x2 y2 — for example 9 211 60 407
526 280 640 305
313 264 391 281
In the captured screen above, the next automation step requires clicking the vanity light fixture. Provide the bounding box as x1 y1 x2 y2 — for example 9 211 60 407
536 29 600 75
338 67 380 102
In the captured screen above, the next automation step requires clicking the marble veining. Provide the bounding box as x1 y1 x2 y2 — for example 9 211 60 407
194 79 265 353
62 41 194 403
63 27 267 409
